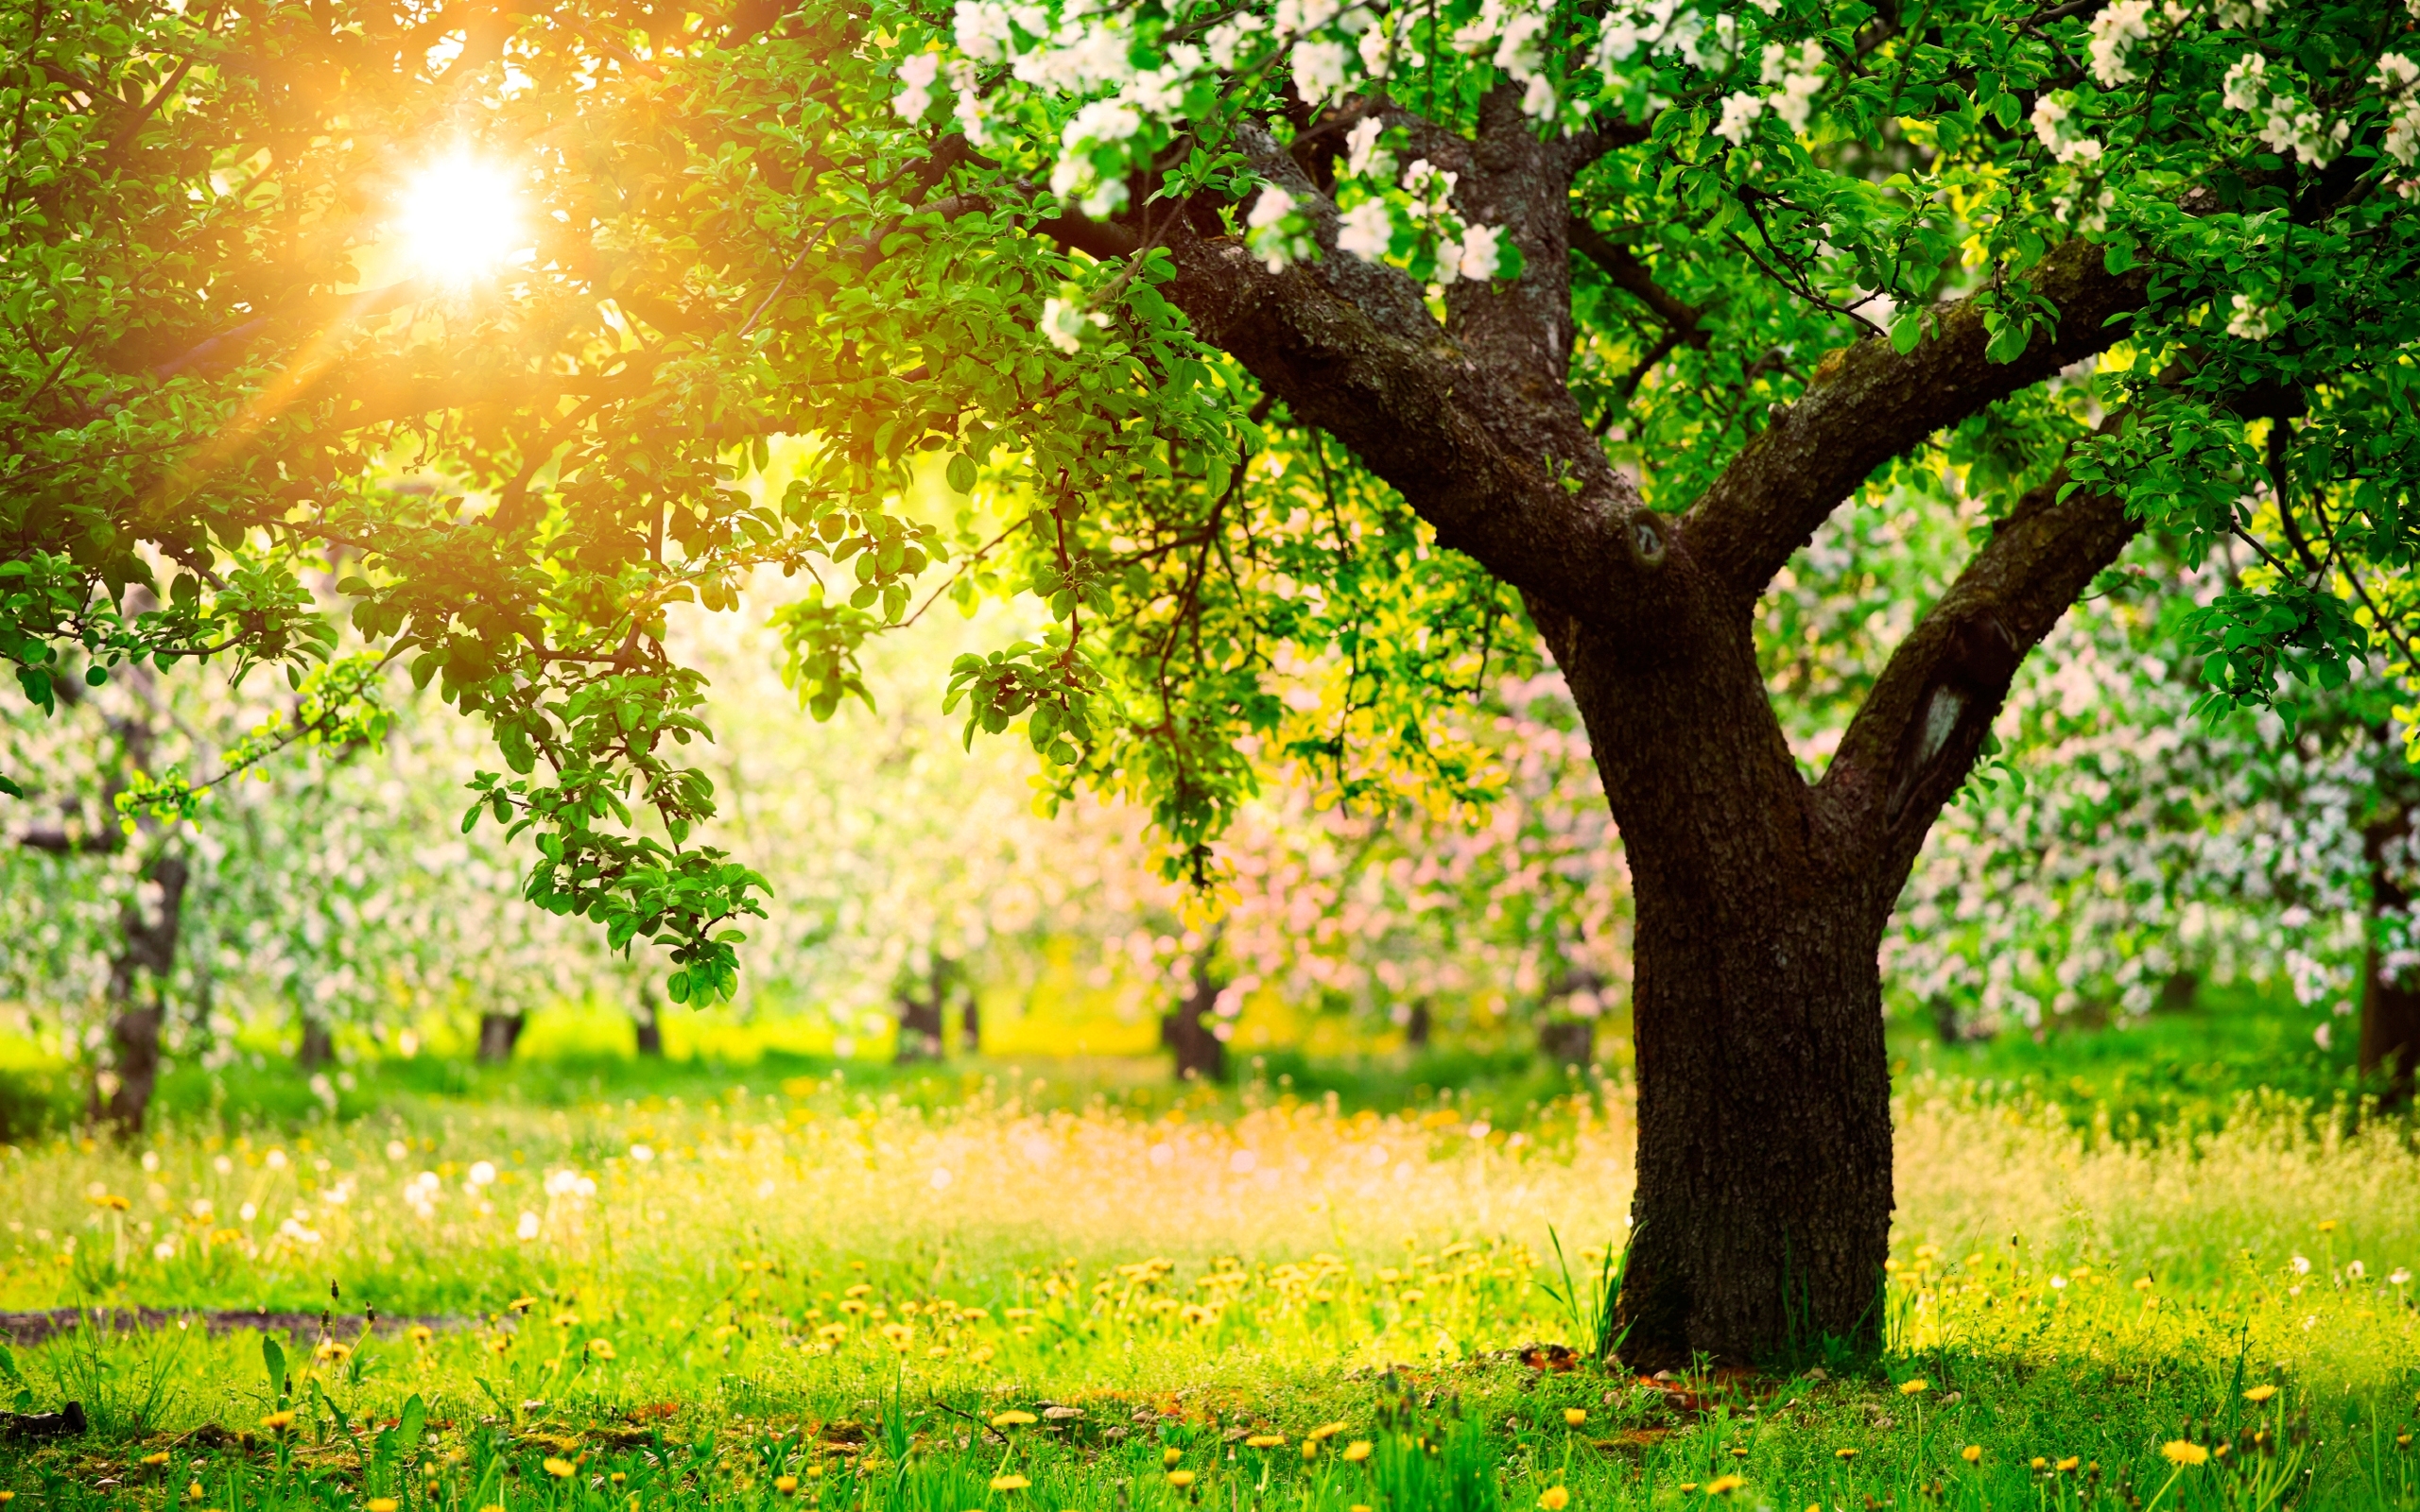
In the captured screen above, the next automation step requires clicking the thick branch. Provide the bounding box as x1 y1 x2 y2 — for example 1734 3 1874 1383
1812 456 2137 882
1684 238 2148 596
1570 220 1710 348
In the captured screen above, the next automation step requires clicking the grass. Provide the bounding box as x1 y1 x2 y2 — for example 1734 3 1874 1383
4 1033 2420 1511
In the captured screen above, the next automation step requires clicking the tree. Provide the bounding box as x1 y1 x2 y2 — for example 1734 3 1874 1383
10 0 2420 1362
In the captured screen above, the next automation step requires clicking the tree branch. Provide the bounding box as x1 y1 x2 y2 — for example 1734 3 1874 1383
1683 236 2149 597
1569 219 1710 348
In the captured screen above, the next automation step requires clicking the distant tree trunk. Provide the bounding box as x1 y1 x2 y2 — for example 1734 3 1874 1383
2158 971 2200 1013
1537 1018 1593 1067
895 959 948 1062
959 989 980 1055
633 984 664 1057
91 852 189 1136
1403 999 1432 1048
2361 811 2420 1101
1162 958 1226 1082
297 1014 334 1069
476 1011 526 1063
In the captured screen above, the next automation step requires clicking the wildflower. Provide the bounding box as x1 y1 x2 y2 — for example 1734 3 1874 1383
188 1485 205 1502
1302 1441 1320 1461
990 1476 1029 1492
2057 1457 2081 1472
1538 1490 1570 1511
2320 1220 2340 1232
1308 1421 1348 1441
143 1452 172 1467
544 1458 578 1479
2244 1385 2279 1403
369 1501 400 1512
774 1475 799 1495
508 1297 536 1312
408 1326 433 1344
262 1412 297 1432
1962 1446 1982 1464
1564 1407 1588 1426
1341 1442 1373 1462
1899 1379 1929 1396
1163 1448 1183 1467
1835 1449 1857 1461
2162 1442 2208 1467
1166 1470 1196 1487
992 1411 1038 1429
0 1495 15 1506
1245 1435 1286 1448
611 1474 627 1486
1705 1475 1745 1495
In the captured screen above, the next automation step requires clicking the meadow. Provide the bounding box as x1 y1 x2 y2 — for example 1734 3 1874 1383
4 1022 2420 1512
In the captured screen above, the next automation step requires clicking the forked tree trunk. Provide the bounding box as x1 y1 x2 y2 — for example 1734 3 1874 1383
476 1011 526 1062
1163 959 1226 1082
2361 811 2420 1102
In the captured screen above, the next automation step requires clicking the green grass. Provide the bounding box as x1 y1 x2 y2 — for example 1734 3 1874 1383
4 1016 2420 1510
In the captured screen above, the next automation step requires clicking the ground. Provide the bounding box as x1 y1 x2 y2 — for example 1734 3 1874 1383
0 991 2415 1510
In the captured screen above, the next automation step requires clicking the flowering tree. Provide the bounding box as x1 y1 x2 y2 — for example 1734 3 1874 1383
11 0 2420 1362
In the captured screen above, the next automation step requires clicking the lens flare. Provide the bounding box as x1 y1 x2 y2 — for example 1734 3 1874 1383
397 153 522 284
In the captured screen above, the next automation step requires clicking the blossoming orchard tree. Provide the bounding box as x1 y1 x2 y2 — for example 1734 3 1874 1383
9 0 2420 1360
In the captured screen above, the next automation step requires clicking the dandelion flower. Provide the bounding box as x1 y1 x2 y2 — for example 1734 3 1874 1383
1166 1470 1196 1488
1342 1442 1373 1462
2056 1457 2081 1472
407 1326 433 1344
1308 1421 1348 1441
369 1501 400 1512
991 1476 1029 1492
1245 1435 1285 1448
1899 1379 1928 1396
544 1458 578 1480
587 1339 616 1360
143 1452 172 1467
992 1411 1037 1429
1163 1448 1183 1467
1835 1448 1858 1461
1705 1475 1745 1495
2030 1457 2048 1471
1564 1408 1587 1426
2162 1442 2208 1467
1962 1446 1982 1464
2244 1385 2279 1403
188 1485 205 1502
773 1475 799 1495
262 1412 297 1432
1538 1490 1570 1511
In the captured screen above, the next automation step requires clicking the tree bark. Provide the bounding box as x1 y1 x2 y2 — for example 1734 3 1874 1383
1537 1018 1593 1068
1402 999 1432 1049
633 984 664 1057
959 990 980 1055
476 1011 526 1063
90 851 188 1137
894 960 947 1062
297 1014 334 1069
2361 811 2420 1102
1163 958 1227 1083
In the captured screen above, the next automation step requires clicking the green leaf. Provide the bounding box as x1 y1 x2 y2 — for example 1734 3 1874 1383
945 453 978 493
1889 312 1921 355
263 1335 287 1404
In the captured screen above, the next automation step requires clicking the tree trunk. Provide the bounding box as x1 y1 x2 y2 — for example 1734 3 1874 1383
476 1011 526 1063
1163 958 1227 1083
1537 1018 1593 1068
90 851 189 1137
895 965 946 1062
297 1014 334 1069
633 985 664 1057
1402 999 1432 1049
2361 811 2420 1101
959 990 980 1055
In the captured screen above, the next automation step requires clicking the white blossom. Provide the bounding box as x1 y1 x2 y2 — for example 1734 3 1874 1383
1715 91 1766 144
954 0 1014 62
1401 158 1458 221
1246 183 1307 272
1273 0 1341 37
2375 53 2420 95
2259 103 2347 167
1345 117 1393 180
1039 295 1103 353
1290 38 1352 102
1522 73 1558 118
2087 0 2153 88
1357 23 1396 78
2031 95 2105 165
1456 222 1507 282
1338 198 1393 260
1206 12 1266 69
2221 52 2267 112
894 51 941 122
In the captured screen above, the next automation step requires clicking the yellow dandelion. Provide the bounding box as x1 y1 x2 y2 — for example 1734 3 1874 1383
551 1312 579 1329
773 1475 799 1495
1307 1421 1348 1441
1962 1446 1982 1464
1246 1435 1285 1448
611 1474 627 1486
1705 1476 1745 1496
2161 1442 2208 1467
262 1411 297 1432
1341 1442 1373 1463
407 1326 433 1345
1679 1486 1699 1495
587 1339 616 1360
1538 1489 1571 1511
990 1476 1029 1492
992 1411 1038 1428
2320 1220 2340 1232
2031 1458 2048 1471
1302 1441 1320 1462
1899 1379 1928 1396
0 1495 16 1507
143 1452 172 1468
1166 1470 1196 1488
1835 1448 1858 1461
507 1297 535 1313
188 1486 206 1502
544 1458 578 1480
1163 1448 1183 1468
369 1501 400 1512
2243 1385 2279 1403
1563 1408 1587 1427
2056 1457 2081 1472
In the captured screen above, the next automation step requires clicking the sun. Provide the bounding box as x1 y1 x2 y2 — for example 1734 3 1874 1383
397 153 523 284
